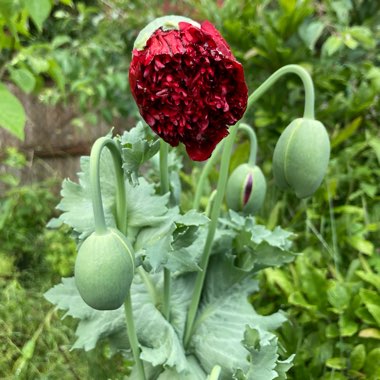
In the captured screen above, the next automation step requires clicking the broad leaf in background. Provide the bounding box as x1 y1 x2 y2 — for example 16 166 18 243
0 83 26 140
25 0 52 31
8 68 36 94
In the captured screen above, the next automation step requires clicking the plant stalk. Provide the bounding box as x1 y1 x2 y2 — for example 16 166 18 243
247 64 315 119
238 123 258 165
159 140 171 320
184 123 239 347
89 137 127 234
193 142 224 210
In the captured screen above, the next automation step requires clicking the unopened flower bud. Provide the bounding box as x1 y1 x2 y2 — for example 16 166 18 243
75 228 135 310
226 163 266 214
272 118 330 198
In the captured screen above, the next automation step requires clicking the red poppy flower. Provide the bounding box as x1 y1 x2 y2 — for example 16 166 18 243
129 16 248 161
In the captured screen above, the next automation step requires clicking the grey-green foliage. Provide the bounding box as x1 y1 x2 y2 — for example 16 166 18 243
45 123 296 379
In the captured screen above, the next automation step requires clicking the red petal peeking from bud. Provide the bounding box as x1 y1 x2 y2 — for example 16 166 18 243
129 18 248 161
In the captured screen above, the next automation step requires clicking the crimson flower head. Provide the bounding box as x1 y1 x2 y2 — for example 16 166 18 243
129 16 248 161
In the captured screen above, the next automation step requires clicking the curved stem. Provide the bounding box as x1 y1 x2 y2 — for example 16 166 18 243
90 137 127 234
184 123 239 348
238 123 257 165
90 136 145 380
160 140 171 321
193 141 224 211
247 64 315 119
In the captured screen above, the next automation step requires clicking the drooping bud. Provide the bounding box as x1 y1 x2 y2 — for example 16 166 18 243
75 228 135 310
272 118 330 198
226 163 266 215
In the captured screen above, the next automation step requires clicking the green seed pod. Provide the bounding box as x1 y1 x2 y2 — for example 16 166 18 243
75 228 135 310
226 163 266 215
272 118 330 198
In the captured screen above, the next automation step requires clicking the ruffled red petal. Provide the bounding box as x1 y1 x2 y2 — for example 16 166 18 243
129 20 248 161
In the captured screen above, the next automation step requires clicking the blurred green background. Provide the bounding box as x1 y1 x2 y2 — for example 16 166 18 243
0 0 379 379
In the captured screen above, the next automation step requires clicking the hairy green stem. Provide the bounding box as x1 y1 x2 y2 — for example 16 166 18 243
160 140 171 320
193 142 224 211
184 123 239 347
124 295 146 380
90 136 145 379
247 64 315 119
238 123 258 165
89 137 127 234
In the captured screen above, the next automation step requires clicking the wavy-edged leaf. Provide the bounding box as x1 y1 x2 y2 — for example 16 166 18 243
57 146 168 240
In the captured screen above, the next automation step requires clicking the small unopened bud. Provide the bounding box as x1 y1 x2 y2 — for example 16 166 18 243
272 118 330 198
226 163 266 215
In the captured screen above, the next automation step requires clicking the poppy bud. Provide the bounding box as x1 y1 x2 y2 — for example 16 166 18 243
226 163 266 215
129 16 248 161
272 118 330 198
75 228 135 310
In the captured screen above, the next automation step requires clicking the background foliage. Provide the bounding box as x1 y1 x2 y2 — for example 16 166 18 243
0 0 379 379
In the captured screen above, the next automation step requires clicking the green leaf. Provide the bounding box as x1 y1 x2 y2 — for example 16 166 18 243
57 145 169 239
323 35 343 56
360 289 380 325
346 235 374 255
331 117 362 148
358 328 380 340
156 356 206 379
338 314 358 337
368 136 380 164
44 277 127 351
45 273 193 374
190 255 289 378
25 0 52 31
136 208 208 273
121 122 160 186
350 344 366 371
356 270 380 291
48 58 65 93
331 0 352 24
217 211 296 272
299 20 324 50
326 357 346 370
0 0 16 18
327 282 350 312
9 67 36 93
234 326 294 380
0 83 26 140
365 348 380 377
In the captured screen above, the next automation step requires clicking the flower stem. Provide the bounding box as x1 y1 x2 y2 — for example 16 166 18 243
160 140 171 320
193 142 224 211
90 136 145 380
184 123 239 348
247 64 315 119
124 295 146 380
238 123 257 166
89 137 127 234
